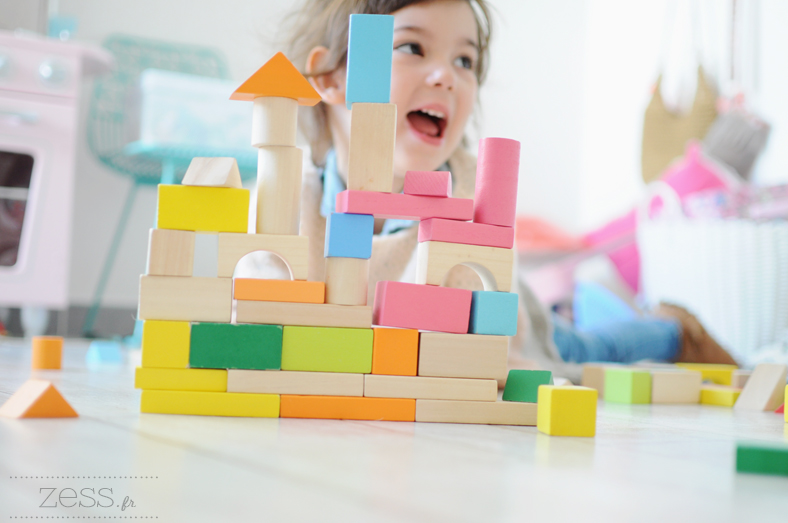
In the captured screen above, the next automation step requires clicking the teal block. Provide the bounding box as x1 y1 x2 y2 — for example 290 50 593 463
736 441 788 477
190 323 282 370
503 370 553 402
469 291 518 336
345 14 394 108
324 212 374 258
604 368 651 404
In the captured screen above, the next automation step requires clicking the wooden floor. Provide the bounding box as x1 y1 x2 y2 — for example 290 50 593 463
1 339 787 522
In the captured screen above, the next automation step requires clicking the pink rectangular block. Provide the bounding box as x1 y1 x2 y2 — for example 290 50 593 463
474 137 520 227
373 281 471 334
404 171 452 197
418 218 514 249
337 190 473 221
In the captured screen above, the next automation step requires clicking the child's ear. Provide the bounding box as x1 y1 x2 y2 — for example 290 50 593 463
306 46 346 106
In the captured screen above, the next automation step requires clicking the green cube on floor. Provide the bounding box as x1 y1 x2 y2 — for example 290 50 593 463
605 368 651 404
503 370 553 403
736 441 788 477
190 323 282 370
282 326 373 373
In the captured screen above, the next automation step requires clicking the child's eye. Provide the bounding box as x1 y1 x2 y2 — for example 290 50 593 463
395 42 423 56
454 55 474 70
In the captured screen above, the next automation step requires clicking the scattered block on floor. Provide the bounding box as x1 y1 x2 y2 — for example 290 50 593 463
217 232 308 279
86 340 123 366
146 228 195 277
230 51 321 105
473 137 520 228
325 257 369 306
675 363 737 385
182 157 242 188
581 364 609 399
734 363 788 412
415 399 537 426
363 375 498 402
233 279 325 304
156 184 249 233
282 326 373 373
347 103 396 191
604 368 652 404
372 328 419 376
416 241 514 292
141 320 190 368
502 370 553 403
31 336 63 370
468 290 518 336
736 441 788 477
280 395 414 421
345 14 394 107
336 190 473 221
134 367 227 392
651 370 702 404
775 402 784 415
140 390 279 418
256 145 302 235
0 380 77 418
227 370 364 397
700 384 742 407
190 323 283 370
537 385 597 437
732 369 752 389
418 218 514 249
417 332 507 380
324 212 374 258
252 97 298 147
404 171 451 198
372 281 471 334
236 300 372 329
138 276 232 323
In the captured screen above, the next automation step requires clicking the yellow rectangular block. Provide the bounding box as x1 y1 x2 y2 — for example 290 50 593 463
227 370 363 396
363 375 497 402
140 390 279 417
134 367 227 392
146 228 195 276
156 184 249 233
415 400 537 426
138 276 232 323
416 241 514 292
141 320 190 368
675 363 737 385
700 385 742 407
537 385 597 437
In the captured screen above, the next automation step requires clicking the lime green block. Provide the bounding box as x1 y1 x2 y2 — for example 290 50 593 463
736 441 788 477
282 326 373 373
604 368 651 404
190 323 282 370
503 370 553 403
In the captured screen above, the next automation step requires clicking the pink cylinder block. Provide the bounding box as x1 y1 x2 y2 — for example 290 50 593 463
473 137 520 227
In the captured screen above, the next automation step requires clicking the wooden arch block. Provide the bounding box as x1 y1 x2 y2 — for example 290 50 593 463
0 380 77 418
416 241 514 292
182 157 242 188
217 233 308 279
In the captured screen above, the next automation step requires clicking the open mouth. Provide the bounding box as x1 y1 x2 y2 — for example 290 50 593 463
407 108 447 140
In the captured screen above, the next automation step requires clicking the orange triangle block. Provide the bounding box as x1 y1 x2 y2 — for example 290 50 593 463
230 52 321 106
0 379 78 418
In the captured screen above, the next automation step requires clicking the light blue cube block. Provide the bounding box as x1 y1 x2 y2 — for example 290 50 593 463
345 14 394 108
324 212 374 259
469 291 518 336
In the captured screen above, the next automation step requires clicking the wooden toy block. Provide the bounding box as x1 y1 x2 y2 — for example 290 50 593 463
234 279 325 304
0 380 77 418
700 384 741 407
469 291 518 336
418 218 514 249
581 364 609 399
86 340 123 365
31 336 63 370
138 276 231 323
236 300 372 328
256 146 302 235
192 233 219 278
537 385 597 437
324 212 374 258
252 96 297 147
732 369 752 389
416 241 514 292
675 363 737 385
230 51 321 106
182 157 242 188
473 137 520 227
734 363 788 411
372 328 419 376
134 367 227 392
190 323 283 370
404 171 451 197
146 228 195 277
373 281 471 334
280 395 415 421
345 14 394 108
140 390 280 418
217 232 308 279
736 441 788 477
348 103 396 191
777 401 784 415
156 185 249 233
786 385 788 422
363 375 498 402
417 332 507 381
415 399 537 426
503 370 553 403
604 368 652 404
282 326 372 373
141 320 190 368
325 257 369 306
337 190 473 221
651 370 702 404
227 370 364 397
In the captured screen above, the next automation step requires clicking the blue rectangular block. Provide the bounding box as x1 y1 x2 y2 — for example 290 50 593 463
345 14 394 108
469 291 518 336
325 212 374 258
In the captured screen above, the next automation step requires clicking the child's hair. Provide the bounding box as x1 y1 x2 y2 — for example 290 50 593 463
282 0 493 166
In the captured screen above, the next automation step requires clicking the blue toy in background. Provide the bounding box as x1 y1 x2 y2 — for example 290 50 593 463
345 14 394 108
573 281 636 330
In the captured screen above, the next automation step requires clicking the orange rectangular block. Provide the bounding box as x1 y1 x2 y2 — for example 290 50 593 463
233 279 325 304
372 328 418 376
280 395 415 421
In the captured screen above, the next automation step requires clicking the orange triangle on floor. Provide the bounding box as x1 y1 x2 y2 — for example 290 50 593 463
230 52 321 105
0 379 78 418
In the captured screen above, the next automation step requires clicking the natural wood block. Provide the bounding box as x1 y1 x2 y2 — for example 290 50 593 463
415 399 537 426
581 364 608 399
732 369 752 389
141 320 190 368
417 332 507 380
234 279 325 304
134 367 227 392
190 323 282 370
701 384 741 407
325 257 369 306
227 370 364 396
418 218 514 249
217 232 308 279
280 395 415 421
236 300 372 329
372 328 419 376
373 281 472 334
502 370 553 403
404 171 451 197
348 103 396 192
146 228 195 277
31 336 63 370
605 368 652 404
474 137 520 227
416 241 514 292
256 146 302 235
336 190 473 221
230 52 321 105
737 442 788 477
651 370 702 404
156 185 249 233
675 363 737 385
0 380 77 418
182 157 242 188
537 386 597 437
138 276 232 323
140 390 280 418
282 326 372 373
363 375 497 402
252 96 297 147
345 15 394 107
734 364 788 411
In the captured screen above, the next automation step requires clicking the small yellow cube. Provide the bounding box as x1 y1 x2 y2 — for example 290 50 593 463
700 384 741 407
141 320 190 368
537 385 598 437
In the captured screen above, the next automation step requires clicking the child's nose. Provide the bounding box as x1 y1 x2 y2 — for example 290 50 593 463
426 62 455 91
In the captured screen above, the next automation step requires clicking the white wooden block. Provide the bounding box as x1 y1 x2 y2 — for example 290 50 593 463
363 375 497 402
138 276 231 322
415 400 537 426
146 228 194 276
417 332 508 380
348 103 396 192
252 96 298 147
651 370 702 404
416 241 514 292
256 146 302 235
192 233 218 278
734 363 788 411
217 233 308 279
227 370 364 396
325 257 369 306
182 157 242 188
235 300 372 329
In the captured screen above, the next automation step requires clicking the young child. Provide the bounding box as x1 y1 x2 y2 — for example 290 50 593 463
281 0 737 382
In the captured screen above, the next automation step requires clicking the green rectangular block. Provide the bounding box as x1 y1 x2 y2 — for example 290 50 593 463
736 442 788 477
502 369 553 403
604 368 651 404
282 326 373 373
190 323 282 370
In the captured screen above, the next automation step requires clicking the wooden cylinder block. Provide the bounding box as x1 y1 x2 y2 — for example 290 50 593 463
32 336 63 370
252 96 298 147
325 257 369 306
473 137 520 227
256 146 303 235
